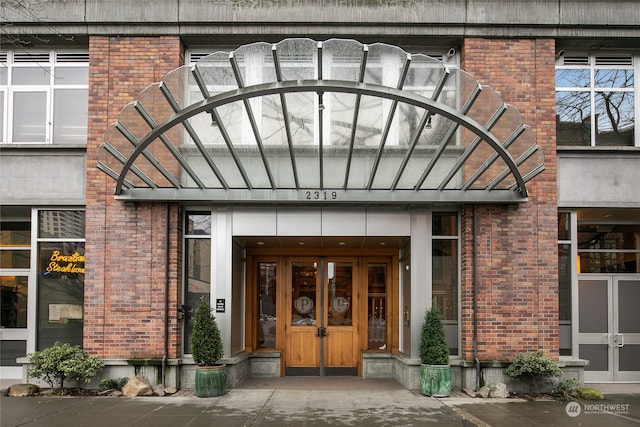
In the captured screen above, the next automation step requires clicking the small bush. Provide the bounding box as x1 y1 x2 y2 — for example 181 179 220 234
552 378 580 400
505 351 562 393
577 387 605 400
100 377 129 390
28 342 105 391
419 307 449 365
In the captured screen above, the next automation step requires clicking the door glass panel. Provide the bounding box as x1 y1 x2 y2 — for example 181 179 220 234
1 276 28 328
258 262 277 349
618 280 640 333
578 279 608 333
327 262 352 326
580 344 609 371
368 263 386 350
291 262 317 326
619 345 640 371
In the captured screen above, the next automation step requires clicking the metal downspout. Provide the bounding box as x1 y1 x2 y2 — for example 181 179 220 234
473 205 480 391
162 204 170 385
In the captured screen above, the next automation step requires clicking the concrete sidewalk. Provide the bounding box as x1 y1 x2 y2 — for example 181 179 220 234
1 378 639 427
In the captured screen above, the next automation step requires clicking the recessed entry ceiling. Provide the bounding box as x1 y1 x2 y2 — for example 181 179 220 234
234 236 409 249
97 38 545 205
577 208 640 223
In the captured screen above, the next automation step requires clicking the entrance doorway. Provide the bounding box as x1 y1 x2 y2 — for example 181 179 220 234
579 275 640 382
286 258 358 375
249 250 396 377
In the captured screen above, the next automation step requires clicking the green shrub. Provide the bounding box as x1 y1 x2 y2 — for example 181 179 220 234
27 342 105 391
577 387 605 400
419 307 449 365
552 378 580 400
100 377 129 390
505 351 562 393
191 298 224 366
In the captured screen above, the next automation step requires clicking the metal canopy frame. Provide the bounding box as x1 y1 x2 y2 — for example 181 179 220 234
97 38 545 205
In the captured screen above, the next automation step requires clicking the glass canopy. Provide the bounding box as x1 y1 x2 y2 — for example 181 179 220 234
97 38 545 204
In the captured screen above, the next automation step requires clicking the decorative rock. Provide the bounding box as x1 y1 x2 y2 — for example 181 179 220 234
463 388 476 398
122 376 153 397
489 383 509 398
477 385 490 398
153 384 165 397
164 387 177 395
8 384 40 397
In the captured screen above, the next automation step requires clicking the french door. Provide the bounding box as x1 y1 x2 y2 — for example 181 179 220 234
285 257 358 376
579 275 640 382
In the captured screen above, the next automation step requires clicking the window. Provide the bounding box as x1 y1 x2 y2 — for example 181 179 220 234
0 50 89 144
558 211 573 356
432 212 459 355
183 212 211 354
36 210 85 350
556 53 636 147
578 223 640 273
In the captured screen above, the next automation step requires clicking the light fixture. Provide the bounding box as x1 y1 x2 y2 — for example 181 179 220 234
257 241 265 246
298 241 305 246
338 241 346 246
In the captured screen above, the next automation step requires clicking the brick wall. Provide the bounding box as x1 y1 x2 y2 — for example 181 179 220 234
85 36 183 359
460 39 559 361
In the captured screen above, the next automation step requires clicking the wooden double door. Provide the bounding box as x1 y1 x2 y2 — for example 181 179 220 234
251 254 394 376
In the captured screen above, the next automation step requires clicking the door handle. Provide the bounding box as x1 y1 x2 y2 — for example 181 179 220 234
608 333 613 348
317 327 327 337
616 334 624 348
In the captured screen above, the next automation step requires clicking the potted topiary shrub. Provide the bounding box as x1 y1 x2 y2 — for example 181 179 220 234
191 298 226 397
419 307 451 397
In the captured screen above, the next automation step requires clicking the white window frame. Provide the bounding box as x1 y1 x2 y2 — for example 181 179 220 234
556 52 638 147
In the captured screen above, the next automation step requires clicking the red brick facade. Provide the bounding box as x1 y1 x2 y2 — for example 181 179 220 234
460 39 559 361
85 37 184 359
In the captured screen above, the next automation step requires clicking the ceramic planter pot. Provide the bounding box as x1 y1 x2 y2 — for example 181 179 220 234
195 365 227 397
420 364 451 397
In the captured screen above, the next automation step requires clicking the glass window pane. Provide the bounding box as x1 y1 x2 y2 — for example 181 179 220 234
594 91 634 146
37 242 84 349
555 69 590 88
432 239 458 321
580 344 608 371
433 213 458 236
291 262 316 326
618 280 640 333
368 263 386 350
0 250 30 269
619 345 640 372
0 91 4 142
53 67 88 85
1 276 28 328
12 67 50 85
578 224 640 250
558 212 570 241
0 65 7 85
12 91 47 142
556 91 591 146
328 261 353 326
186 212 211 235
53 89 87 144
38 210 85 238
558 244 571 321
0 221 30 245
258 262 276 349
594 69 633 89
0 340 26 366
184 238 211 354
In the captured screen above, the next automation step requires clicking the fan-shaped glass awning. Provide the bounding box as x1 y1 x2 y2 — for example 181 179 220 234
97 38 545 204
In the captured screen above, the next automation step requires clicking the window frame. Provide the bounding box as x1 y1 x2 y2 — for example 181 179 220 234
556 52 638 147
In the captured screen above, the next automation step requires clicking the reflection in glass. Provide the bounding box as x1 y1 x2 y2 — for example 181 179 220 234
291 262 316 326
37 242 84 349
258 262 277 349
184 238 211 354
328 262 352 326
368 263 386 350
38 210 85 239
1 276 28 328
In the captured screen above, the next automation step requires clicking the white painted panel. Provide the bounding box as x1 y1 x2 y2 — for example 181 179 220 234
276 209 321 235
322 209 366 235
232 208 277 235
366 210 411 236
